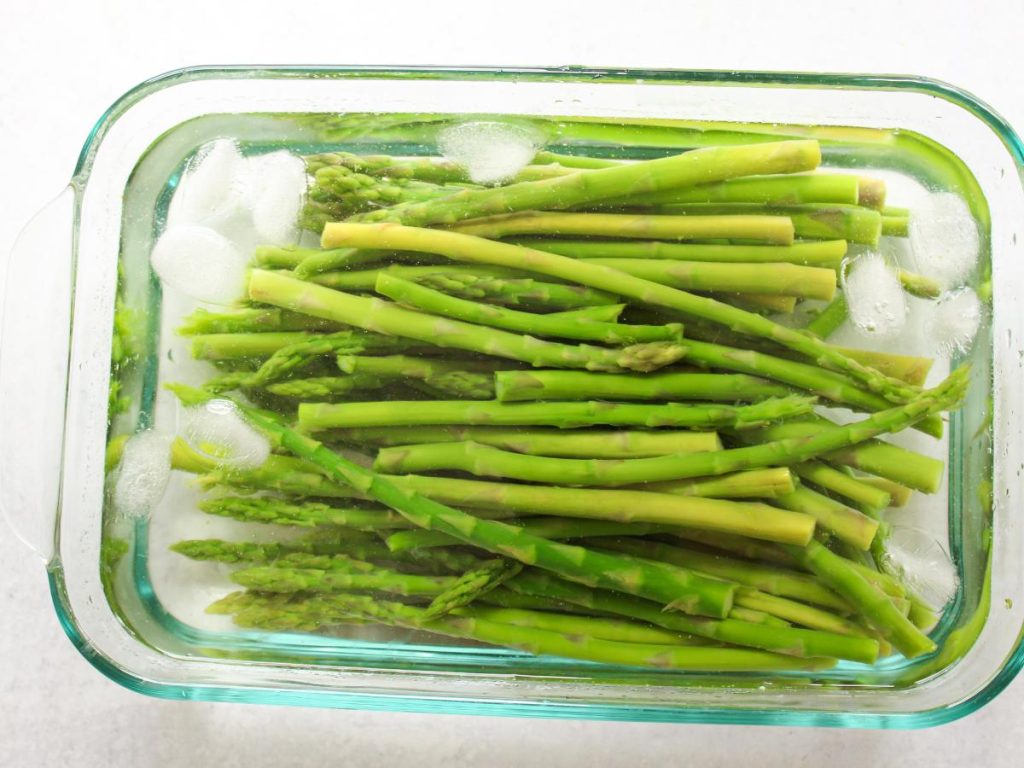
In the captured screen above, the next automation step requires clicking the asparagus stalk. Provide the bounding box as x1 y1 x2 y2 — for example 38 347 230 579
308 263 530 290
574 258 836 300
671 529 798 567
772 486 880 550
598 173 863 208
382 474 816 545
413 271 622 311
384 519 681 553
652 203 882 246
370 370 963 489
301 395 816 431
636 467 796 499
263 375 384 399
305 151 473 183
171 539 380 570
899 269 942 299
783 539 936 658
857 177 887 209
374 273 682 344
351 140 823 226
456 606 706 646
421 559 523 620
249 270 686 373
197 496 412 530
170 383 740 618
225 591 834 671
194 461 811 544
326 425 723 458
508 571 878 663
514 238 848 268
749 417 946 493
545 303 627 322
731 588 869 636
191 331 317 361
794 461 893 512
450 211 797 245
588 537 849 610
882 216 909 237
493 370 793 403
254 245 388 271
232 566 457 597
806 294 848 339
318 224 922 405
178 307 341 335
675 337 941 438
532 150 620 169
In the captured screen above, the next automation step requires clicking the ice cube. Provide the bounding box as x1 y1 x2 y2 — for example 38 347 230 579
841 251 907 338
180 399 270 470
150 224 249 305
879 525 959 610
167 139 252 234
930 287 982 356
112 430 173 519
438 121 543 185
908 192 980 289
248 150 308 246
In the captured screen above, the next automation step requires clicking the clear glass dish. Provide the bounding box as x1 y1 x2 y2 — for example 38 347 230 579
2 65 1023 727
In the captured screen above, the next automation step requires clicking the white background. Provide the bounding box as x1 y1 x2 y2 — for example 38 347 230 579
2 1 1023 764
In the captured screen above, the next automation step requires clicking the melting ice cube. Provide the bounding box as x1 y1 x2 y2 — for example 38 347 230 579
112 431 173 519
438 121 543 185
841 252 907 338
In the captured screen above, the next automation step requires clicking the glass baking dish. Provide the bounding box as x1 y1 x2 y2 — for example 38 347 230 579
2 65 1023 727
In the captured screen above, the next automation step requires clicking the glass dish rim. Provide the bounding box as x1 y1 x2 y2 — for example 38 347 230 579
51 63 1024 728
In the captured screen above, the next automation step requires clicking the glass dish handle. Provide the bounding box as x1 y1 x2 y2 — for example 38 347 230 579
0 188 75 561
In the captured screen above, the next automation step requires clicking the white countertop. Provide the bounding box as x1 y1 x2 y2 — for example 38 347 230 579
2 1 1023 764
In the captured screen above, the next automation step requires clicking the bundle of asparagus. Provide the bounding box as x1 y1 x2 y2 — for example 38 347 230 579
129 135 971 673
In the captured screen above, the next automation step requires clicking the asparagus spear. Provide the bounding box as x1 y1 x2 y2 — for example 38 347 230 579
319 224 922 405
336 354 503 399
263 375 384 399
300 395 815 431
305 151 473 183
651 203 882 246
421 559 523 620
249 270 686 373
783 539 936 658
326 425 723 458
456 606 706 646
493 370 793 403
232 565 457 597
414 271 622 311
450 211 797 245
223 591 834 671
508 571 878 663
514 238 848 268
574 258 836 300
308 263 530 289
197 496 413 530
170 384 740 618
806 294 848 339
384 519 681 553
171 539 381 569
586 537 849 611
382 475 816 545
254 245 388 271
749 417 946 493
637 467 796 499
350 140 823 226
193 462 812 544
371 368 963 489
793 461 892 512
597 173 863 208
178 307 342 335
675 337 941 437
374 273 682 344
773 486 880 550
